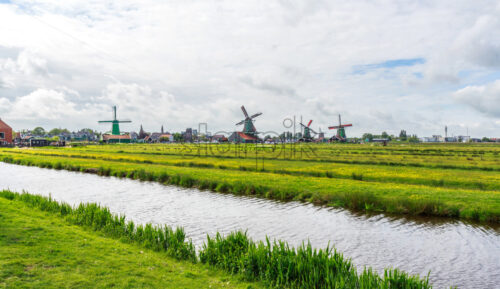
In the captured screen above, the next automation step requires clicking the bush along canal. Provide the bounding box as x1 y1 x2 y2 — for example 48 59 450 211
0 162 499 288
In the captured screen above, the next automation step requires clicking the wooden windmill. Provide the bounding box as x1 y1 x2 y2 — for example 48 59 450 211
236 105 262 135
98 106 131 135
299 119 317 142
328 114 352 142
231 105 262 143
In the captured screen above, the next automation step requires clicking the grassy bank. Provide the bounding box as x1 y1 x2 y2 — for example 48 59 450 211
0 193 260 288
0 144 499 222
6 148 500 191
0 190 437 288
64 143 500 171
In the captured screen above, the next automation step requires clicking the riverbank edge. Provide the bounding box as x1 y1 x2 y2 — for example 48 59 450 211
1 154 498 223
0 194 261 289
0 190 437 288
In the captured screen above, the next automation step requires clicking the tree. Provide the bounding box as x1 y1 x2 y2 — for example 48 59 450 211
159 136 170 143
32 127 45 136
362 133 373 142
408 134 419 143
399 130 407 141
381 131 389 139
79 128 94 134
482 137 490 142
48 128 70 136
173 133 183 142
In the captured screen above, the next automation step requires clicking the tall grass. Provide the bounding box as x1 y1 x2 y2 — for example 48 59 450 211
200 231 433 288
1 190 437 289
0 190 196 262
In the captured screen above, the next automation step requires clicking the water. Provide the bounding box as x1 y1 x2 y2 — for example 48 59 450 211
1 162 499 288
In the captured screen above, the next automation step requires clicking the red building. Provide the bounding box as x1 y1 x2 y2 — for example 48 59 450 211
0 118 13 145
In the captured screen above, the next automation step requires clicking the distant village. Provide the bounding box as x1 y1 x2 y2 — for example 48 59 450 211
1 119 498 148
0 105 499 147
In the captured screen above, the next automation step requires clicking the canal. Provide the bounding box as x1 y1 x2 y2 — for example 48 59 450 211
1 162 498 288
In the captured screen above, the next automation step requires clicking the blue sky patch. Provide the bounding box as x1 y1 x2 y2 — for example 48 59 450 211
353 58 425 74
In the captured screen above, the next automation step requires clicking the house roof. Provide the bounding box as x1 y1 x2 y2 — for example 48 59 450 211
212 135 227 141
103 134 131 140
0 118 12 130
237 132 259 141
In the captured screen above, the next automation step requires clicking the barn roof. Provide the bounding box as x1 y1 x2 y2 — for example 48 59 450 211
237 132 259 140
103 134 131 140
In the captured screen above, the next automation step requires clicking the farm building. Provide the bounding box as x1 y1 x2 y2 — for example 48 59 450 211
211 134 228 143
102 134 131 143
30 139 50 147
0 118 13 145
228 131 260 143
146 132 173 143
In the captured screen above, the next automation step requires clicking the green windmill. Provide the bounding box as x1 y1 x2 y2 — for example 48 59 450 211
98 106 131 135
328 114 352 142
299 119 317 142
236 105 262 137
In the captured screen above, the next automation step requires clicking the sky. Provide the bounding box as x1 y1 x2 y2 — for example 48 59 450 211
0 0 499 137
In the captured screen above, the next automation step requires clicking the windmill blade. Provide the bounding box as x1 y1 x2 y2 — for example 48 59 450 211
307 120 313 127
118 120 132 123
98 120 114 123
342 124 353 127
250 112 262 119
328 126 340 129
309 128 318 134
241 105 249 118
235 120 245 126
299 122 308 128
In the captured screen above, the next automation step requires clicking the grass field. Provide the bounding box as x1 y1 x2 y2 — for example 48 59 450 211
0 143 499 222
0 190 436 288
0 193 261 289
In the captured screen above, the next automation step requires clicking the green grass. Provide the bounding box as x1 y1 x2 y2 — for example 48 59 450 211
6 148 500 191
0 190 437 288
0 143 498 222
0 194 261 289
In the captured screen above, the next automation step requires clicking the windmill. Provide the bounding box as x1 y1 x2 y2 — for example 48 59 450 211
236 105 262 136
98 106 132 135
231 105 262 143
328 114 352 142
299 119 317 142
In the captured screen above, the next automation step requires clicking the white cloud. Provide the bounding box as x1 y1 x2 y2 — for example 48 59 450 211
454 80 500 117
0 0 499 136
6 88 78 120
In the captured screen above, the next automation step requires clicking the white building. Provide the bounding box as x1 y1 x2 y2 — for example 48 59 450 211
420 135 444 143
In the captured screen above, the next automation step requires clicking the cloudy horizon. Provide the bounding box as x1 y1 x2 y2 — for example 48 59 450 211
0 0 499 137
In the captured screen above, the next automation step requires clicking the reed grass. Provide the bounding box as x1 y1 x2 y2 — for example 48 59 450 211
200 231 434 289
1 190 439 288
